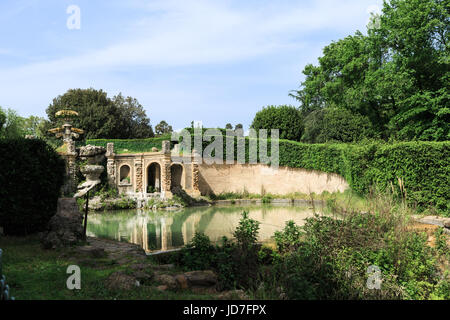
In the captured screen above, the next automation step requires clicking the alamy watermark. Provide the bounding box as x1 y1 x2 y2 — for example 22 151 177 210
170 125 279 170
366 265 382 289
66 265 81 290
66 5 81 30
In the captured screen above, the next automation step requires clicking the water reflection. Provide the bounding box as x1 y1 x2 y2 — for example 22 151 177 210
87 204 320 253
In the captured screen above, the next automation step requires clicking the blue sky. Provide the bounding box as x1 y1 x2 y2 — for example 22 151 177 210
0 0 382 130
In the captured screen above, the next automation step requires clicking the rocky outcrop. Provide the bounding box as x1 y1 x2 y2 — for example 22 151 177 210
154 270 218 291
105 272 140 291
41 198 84 249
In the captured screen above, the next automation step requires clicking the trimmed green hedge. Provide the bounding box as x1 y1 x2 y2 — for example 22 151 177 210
190 137 449 214
86 135 172 153
0 138 66 235
87 135 450 215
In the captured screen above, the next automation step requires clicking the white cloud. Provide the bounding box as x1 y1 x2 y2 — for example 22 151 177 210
0 0 382 79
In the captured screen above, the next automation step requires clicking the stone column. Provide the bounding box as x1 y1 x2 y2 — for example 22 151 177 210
134 159 143 193
161 140 172 198
106 143 116 187
107 159 116 187
190 149 201 197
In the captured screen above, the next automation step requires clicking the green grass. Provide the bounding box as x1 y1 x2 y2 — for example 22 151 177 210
0 236 216 300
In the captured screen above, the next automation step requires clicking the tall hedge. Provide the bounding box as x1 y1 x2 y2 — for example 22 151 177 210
0 138 66 235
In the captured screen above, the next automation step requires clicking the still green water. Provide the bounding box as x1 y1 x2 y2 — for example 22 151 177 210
87 204 322 253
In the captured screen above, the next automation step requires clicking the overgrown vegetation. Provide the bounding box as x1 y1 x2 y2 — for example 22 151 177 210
175 193 450 300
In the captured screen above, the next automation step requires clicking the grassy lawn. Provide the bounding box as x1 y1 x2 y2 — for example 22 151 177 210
0 236 216 300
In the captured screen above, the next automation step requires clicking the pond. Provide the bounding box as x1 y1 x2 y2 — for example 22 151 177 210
87 203 325 253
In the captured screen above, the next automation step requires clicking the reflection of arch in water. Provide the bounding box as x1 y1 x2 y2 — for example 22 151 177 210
147 162 161 192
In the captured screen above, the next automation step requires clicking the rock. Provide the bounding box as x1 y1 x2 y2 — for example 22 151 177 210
444 219 450 229
151 147 159 152
76 246 107 258
41 198 84 249
156 285 168 292
79 145 106 164
133 271 153 285
174 274 189 289
154 274 177 289
153 264 175 271
218 290 249 300
105 272 139 291
184 270 217 287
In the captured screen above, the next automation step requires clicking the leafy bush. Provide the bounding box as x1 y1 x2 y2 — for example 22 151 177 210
251 105 303 141
0 138 65 235
274 220 303 254
177 212 262 290
271 207 447 300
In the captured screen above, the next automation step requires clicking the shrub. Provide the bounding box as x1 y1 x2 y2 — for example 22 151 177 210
274 220 303 254
272 207 445 300
251 105 303 141
0 138 65 235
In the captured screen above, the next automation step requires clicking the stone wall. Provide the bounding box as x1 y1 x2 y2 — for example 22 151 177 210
197 163 349 196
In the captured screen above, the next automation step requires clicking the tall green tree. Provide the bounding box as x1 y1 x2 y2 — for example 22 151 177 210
0 107 25 139
155 120 173 136
44 88 154 140
113 93 154 138
290 0 449 141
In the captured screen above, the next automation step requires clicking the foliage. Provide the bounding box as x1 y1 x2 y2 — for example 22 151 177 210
177 212 262 290
274 220 303 254
233 211 260 250
86 136 172 153
302 108 378 143
0 138 65 235
251 105 303 141
112 93 154 139
155 120 173 136
44 88 154 140
0 107 25 139
271 208 446 300
290 0 449 141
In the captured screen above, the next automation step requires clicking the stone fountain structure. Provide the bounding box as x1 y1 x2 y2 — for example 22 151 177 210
75 145 106 198
48 109 84 195
42 109 106 247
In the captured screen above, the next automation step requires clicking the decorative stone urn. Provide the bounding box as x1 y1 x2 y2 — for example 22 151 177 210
74 145 106 198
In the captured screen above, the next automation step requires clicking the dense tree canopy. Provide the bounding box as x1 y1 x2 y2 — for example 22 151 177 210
0 107 25 139
44 88 154 140
302 108 378 143
155 120 173 136
251 105 303 141
290 0 449 141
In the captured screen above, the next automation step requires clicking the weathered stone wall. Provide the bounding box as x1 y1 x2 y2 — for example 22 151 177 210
197 163 349 196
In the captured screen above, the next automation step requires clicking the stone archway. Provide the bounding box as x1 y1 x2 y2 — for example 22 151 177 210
147 162 161 193
170 164 183 190
119 164 131 185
